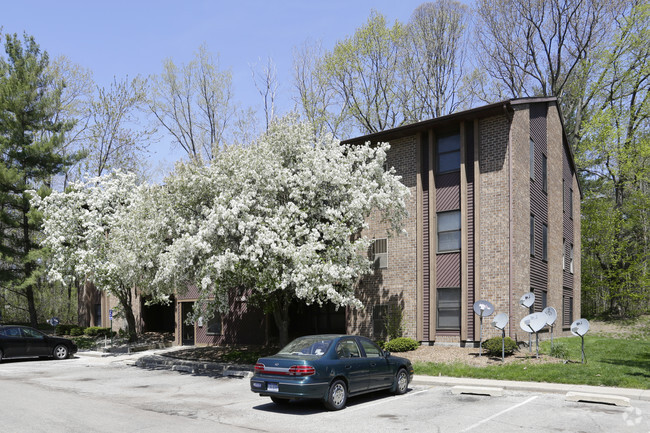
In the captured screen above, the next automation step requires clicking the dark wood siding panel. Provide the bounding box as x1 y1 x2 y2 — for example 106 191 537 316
437 253 461 288
465 121 475 340
563 140 575 289
530 103 548 296
423 190 430 341
177 284 200 300
436 172 460 212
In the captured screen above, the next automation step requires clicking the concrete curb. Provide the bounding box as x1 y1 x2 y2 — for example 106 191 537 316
411 375 650 402
135 354 254 378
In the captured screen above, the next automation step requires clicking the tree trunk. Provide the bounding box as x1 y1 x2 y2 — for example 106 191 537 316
117 287 138 342
271 294 291 347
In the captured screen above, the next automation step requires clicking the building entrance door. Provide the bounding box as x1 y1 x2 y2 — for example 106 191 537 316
181 302 195 345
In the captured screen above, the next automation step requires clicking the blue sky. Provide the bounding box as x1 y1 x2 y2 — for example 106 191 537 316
2 0 428 170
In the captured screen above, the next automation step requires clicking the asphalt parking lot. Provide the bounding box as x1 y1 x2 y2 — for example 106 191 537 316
0 351 648 433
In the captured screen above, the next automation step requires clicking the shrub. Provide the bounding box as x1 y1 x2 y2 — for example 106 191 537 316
376 340 386 350
481 337 518 357
549 342 569 360
71 336 95 350
384 337 419 352
84 327 115 338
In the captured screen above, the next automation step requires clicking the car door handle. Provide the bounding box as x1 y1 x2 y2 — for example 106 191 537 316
345 365 352 369
370 362 376 367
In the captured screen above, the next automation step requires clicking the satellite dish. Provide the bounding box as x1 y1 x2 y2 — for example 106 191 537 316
571 319 590 337
542 307 557 326
519 293 535 308
473 300 495 317
520 312 547 333
491 313 509 330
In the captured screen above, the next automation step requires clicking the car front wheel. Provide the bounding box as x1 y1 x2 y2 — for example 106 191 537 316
324 379 347 411
394 368 409 395
53 344 69 360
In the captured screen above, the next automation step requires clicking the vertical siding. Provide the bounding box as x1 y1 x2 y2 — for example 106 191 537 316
436 173 461 212
466 121 475 340
422 138 430 342
530 103 548 311
563 140 575 290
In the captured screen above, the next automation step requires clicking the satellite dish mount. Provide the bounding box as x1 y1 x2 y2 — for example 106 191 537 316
571 319 590 363
473 300 495 357
491 313 509 362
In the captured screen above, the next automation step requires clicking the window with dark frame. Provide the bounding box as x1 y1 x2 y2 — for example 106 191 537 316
563 295 574 326
437 210 461 252
207 313 222 335
541 290 548 310
530 139 535 180
94 303 102 327
569 188 574 218
530 214 535 256
542 224 548 261
563 238 566 270
570 243 574 274
371 238 388 269
542 154 547 192
437 287 461 330
436 132 460 173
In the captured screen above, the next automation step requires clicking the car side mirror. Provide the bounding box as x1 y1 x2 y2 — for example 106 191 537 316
384 350 391 358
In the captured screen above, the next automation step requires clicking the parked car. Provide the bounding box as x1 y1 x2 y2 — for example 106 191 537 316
250 334 414 410
0 325 78 361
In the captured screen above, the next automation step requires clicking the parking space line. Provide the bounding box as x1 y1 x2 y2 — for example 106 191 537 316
461 395 538 432
342 389 430 413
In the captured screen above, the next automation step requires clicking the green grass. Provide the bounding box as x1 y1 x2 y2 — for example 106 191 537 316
414 336 650 389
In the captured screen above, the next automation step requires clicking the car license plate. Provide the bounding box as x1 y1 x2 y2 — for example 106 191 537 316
267 382 279 392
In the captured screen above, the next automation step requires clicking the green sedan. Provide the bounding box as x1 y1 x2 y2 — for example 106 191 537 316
250 334 414 410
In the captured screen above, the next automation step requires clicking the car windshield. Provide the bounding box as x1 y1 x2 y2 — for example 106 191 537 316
277 336 334 357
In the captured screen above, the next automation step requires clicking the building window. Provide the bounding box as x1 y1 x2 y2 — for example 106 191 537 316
530 139 535 180
94 303 102 327
570 243 574 274
542 224 548 261
370 238 388 269
207 313 222 335
542 154 548 193
437 210 461 252
530 215 535 256
562 238 566 270
437 287 460 330
437 132 460 173
541 290 548 310
569 188 574 219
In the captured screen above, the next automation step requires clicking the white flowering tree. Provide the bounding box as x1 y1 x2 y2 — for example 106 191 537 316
158 116 409 345
32 172 169 340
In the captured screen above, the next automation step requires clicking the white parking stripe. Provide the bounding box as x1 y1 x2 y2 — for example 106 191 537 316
341 389 430 413
461 395 539 432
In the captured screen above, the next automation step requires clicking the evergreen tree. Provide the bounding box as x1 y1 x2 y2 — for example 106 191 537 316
0 33 77 326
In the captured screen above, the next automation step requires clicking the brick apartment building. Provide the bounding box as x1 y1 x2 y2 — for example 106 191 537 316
345 96 581 345
83 97 580 347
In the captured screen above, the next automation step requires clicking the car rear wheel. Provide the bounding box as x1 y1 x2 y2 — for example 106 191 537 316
53 344 68 360
394 368 409 395
270 396 290 405
324 379 347 411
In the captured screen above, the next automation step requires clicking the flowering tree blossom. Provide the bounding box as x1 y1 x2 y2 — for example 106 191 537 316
158 116 409 345
32 172 168 340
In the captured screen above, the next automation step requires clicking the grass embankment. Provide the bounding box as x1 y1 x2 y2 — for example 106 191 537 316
414 335 650 389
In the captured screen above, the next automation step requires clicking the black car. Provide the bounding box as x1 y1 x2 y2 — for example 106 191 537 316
0 325 78 361
250 334 414 410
